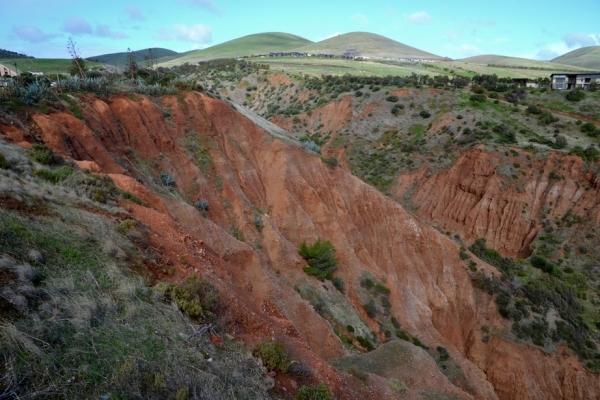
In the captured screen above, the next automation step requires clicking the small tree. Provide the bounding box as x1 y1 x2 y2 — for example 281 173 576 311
66 37 87 77
298 239 338 280
126 47 138 83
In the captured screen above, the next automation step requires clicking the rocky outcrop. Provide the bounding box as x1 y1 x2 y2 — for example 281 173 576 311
396 147 600 258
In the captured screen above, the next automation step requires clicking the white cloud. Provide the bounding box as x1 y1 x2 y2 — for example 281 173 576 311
352 14 368 25
11 26 56 43
63 16 93 35
95 25 128 39
156 24 213 45
442 30 460 40
177 0 222 14
563 32 600 48
445 44 483 58
533 34 599 60
124 6 145 21
403 11 432 25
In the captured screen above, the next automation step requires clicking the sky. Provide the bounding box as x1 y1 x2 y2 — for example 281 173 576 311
1 0 599 60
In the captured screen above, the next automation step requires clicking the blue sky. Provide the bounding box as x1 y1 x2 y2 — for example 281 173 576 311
2 0 599 60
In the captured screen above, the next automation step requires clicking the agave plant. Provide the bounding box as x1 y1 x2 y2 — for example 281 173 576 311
22 83 53 105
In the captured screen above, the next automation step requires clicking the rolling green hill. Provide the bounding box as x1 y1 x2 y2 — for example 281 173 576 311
551 46 600 70
292 32 443 59
459 54 591 71
88 48 178 68
159 32 313 67
0 49 32 59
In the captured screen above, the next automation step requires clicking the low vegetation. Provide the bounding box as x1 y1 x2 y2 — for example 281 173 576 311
298 239 339 280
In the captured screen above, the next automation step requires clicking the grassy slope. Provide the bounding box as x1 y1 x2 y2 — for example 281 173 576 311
251 57 452 78
159 32 313 67
88 48 178 67
292 32 442 59
459 55 591 71
0 58 102 75
552 46 600 70
0 141 270 399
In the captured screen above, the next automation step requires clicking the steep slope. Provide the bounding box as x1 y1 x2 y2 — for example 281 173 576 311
2 91 600 398
292 32 442 59
552 46 600 70
160 33 313 66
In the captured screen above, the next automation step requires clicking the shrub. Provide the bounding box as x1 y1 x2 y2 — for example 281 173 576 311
412 336 429 349
295 384 334 400
301 140 321 154
580 122 598 136
32 144 55 165
229 225 245 242
156 275 220 323
363 299 378 318
391 104 405 115
117 219 137 233
346 324 355 333
299 239 338 280
355 90 363 97
253 216 264 230
252 341 291 373
469 94 486 103
356 336 375 351
456 114 463 120
194 199 209 211
554 135 568 149
361 278 374 289
526 105 543 115
0 153 10 169
566 90 585 102
386 95 399 102
391 317 401 329
389 378 408 394
35 166 74 183
419 110 431 118
396 330 410 341
437 346 450 361
373 283 390 295
160 172 175 186
321 155 338 166
332 276 345 293
538 111 559 125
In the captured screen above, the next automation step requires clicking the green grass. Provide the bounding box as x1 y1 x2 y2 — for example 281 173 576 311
551 46 600 69
293 31 441 59
88 48 178 68
460 54 593 71
159 32 313 66
0 58 102 76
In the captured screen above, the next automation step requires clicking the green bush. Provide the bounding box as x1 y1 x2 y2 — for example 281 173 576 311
373 283 390 295
419 110 431 118
321 155 339 166
34 166 74 183
295 384 334 400
363 299 378 318
252 341 291 373
469 94 486 103
156 275 220 323
396 330 410 341
386 95 399 102
332 276 345 293
31 144 55 165
0 153 11 169
526 104 543 115
391 316 400 329
538 110 558 125
356 336 375 351
346 324 354 333
566 90 585 102
299 239 338 280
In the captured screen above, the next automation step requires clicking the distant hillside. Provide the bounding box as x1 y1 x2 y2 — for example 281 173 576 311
88 48 178 68
551 46 600 70
0 49 33 59
292 32 443 60
159 32 313 66
460 54 591 71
